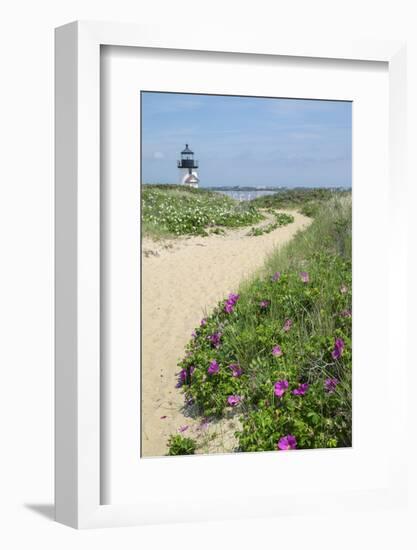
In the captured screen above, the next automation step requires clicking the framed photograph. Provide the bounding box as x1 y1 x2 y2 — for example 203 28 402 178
55 21 407 528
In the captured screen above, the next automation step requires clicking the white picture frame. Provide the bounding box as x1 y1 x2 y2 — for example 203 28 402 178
55 21 407 529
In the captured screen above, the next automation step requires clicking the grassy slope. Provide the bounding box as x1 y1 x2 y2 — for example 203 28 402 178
141 184 263 238
173 195 352 453
251 187 350 218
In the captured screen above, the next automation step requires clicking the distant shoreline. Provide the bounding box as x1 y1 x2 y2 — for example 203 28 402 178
141 183 352 192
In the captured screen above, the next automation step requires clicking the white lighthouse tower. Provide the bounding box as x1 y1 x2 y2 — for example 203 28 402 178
177 144 199 188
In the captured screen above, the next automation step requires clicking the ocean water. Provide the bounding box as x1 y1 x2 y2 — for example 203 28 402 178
214 189 278 202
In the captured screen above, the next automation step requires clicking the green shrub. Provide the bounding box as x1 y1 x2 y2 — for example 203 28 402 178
250 187 336 209
167 434 197 455
300 202 320 218
247 211 294 236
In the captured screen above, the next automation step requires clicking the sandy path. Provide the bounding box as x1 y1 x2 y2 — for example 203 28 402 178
141 210 312 457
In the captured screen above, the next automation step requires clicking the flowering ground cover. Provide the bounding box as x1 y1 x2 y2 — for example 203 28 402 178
142 184 263 237
169 195 352 454
246 211 294 236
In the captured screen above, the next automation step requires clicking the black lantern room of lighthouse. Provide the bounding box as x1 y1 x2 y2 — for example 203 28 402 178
177 144 199 173
177 144 200 187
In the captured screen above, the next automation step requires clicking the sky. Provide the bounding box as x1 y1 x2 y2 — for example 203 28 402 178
141 92 352 188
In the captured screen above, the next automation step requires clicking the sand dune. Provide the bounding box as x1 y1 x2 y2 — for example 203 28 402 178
141 211 312 457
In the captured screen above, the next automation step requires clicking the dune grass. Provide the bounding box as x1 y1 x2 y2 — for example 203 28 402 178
170 195 352 454
251 187 350 218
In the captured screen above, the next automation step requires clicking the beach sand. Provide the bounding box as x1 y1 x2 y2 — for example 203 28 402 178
141 210 312 457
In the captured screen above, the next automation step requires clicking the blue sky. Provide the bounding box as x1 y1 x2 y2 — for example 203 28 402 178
141 92 352 188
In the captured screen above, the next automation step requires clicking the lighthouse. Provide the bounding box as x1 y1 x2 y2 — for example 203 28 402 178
177 144 199 188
